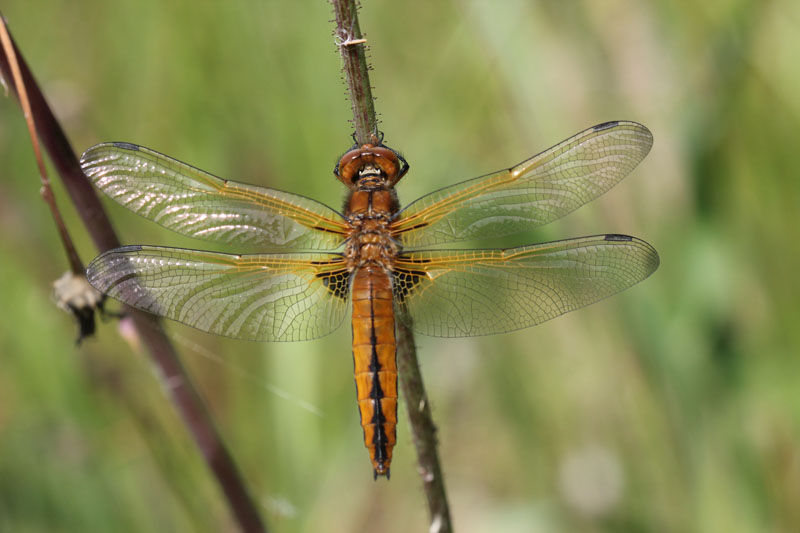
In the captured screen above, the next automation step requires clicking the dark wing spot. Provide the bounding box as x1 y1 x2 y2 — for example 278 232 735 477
593 121 619 132
604 234 633 242
113 142 140 151
317 269 351 300
392 268 428 304
115 245 144 252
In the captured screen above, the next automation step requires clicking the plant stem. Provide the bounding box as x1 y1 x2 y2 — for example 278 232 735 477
0 20 83 275
0 20 266 533
396 320 453 533
330 2 453 531
331 0 380 146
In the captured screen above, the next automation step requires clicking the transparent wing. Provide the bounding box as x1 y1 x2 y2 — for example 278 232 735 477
392 121 653 247
81 143 349 250
87 246 350 341
393 234 659 337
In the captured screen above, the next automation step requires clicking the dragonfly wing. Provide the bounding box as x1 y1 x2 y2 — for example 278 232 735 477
81 143 349 250
87 246 350 341
393 234 659 337
392 121 653 247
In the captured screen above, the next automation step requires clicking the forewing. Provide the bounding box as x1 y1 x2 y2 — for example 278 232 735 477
81 143 348 250
393 234 659 337
87 246 350 341
392 121 653 247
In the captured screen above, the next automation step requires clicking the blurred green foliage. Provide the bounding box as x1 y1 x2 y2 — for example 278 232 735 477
1 1 799 531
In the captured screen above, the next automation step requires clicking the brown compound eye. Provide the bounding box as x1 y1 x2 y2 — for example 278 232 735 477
336 145 372 188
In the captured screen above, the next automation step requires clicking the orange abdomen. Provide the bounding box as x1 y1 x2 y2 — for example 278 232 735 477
351 265 397 477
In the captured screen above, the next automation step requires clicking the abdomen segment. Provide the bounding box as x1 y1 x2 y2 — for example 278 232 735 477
351 265 397 477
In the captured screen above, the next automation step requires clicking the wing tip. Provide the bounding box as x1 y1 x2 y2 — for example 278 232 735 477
587 120 653 138
80 141 140 167
112 141 140 151
85 245 143 281
593 120 619 132
115 244 145 253
79 145 101 167
592 120 653 146
614 234 660 274
600 234 660 276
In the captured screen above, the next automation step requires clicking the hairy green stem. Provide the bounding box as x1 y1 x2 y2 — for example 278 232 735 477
331 0 379 145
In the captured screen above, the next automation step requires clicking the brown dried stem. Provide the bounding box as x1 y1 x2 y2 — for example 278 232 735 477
0 17 266 533
330 1 453 530
396 320 453 532
0 17 82 275
331 0 379 146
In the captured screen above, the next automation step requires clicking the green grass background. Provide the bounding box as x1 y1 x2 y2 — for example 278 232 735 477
1 1 798 531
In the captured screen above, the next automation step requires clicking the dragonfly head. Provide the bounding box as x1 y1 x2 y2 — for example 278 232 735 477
335 144 409 189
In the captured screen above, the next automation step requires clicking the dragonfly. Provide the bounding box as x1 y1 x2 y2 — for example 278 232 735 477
82 120 659 478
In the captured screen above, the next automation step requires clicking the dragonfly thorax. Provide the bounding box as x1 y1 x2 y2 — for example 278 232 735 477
344 189 400 270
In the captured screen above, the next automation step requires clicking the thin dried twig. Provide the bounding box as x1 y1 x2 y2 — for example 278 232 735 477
330 1 453 531
0 17 82 275
0 16 266 533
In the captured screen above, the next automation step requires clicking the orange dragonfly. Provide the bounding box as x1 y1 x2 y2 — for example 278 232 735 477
83 121 658 478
